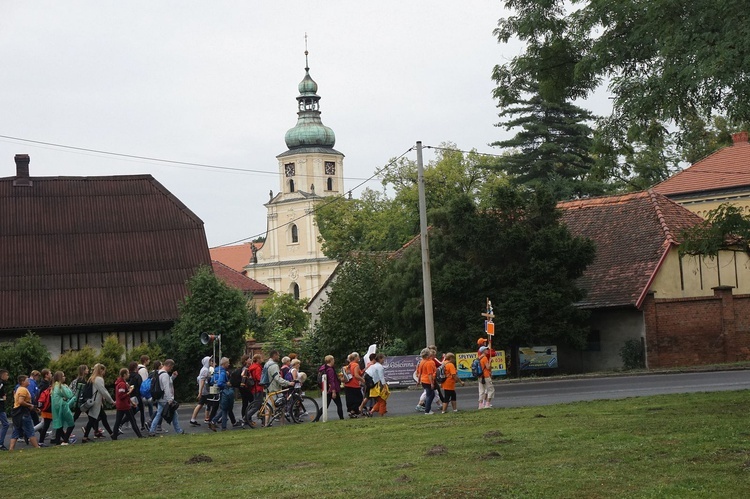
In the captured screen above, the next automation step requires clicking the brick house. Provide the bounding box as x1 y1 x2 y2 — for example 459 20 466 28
0 154 212 357
559 190 750 371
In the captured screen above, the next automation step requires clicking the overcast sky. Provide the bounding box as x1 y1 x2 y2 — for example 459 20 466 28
0 2 605 247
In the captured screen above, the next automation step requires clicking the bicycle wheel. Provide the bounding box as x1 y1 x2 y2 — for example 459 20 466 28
261 402 276 427
291 395 319 423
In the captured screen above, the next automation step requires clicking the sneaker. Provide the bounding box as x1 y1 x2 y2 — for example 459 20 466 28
38 442 47 447
60 442 69 446
232 421 243 427
453 409 458 413
148 433 157 437
156 426 168 433
0 445 8 451
69 436 78 444
415 405 425 412
208 422 217 432
176 430 185 435
116 428 125 436
189 420 201 427
424 411 435 415
441 411 446 414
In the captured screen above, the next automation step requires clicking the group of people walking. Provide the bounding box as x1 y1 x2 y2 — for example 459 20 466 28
1 340 499 450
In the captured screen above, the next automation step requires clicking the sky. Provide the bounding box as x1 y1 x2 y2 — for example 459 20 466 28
0 2 606 247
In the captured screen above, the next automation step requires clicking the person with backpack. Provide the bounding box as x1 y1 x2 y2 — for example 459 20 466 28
0 368 10 450
280 356 292 382
318 355 344 420
477 346 495 409
138 356 155 423
148 359 185 437
237 355 254 424
126 361 145 432
69 364 89 423
343 352 365 418
243 354 264 428
365 353 389 417
81 363 115 443
189 356 214 427
36 369 53 445
208 357 234 431
440 353 464 413
49 371 76 445
262 350 294 427
112 368 143 439
416 348 437 415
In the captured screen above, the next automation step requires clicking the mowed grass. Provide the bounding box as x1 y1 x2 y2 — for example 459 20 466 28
3 391 750 498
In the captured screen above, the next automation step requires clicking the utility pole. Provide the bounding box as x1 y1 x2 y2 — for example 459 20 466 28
416 141 435 347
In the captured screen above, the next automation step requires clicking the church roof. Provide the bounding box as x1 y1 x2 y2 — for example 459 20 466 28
209 242 263 272
211 260 271 295
653 132 750 196
282 53 337 154
559 190 704 309
0 156 211 331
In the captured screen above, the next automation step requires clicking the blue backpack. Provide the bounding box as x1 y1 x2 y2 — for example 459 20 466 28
140 375 152 399
471 358 483 378
259 364 271 388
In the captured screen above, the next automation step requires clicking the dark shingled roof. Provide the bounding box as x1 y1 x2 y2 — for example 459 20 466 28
559 190 704 309
0 171 211 331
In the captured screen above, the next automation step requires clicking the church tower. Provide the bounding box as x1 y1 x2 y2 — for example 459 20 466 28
244 51 342 300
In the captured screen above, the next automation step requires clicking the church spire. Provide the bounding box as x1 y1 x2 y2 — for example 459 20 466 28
284 41 336 150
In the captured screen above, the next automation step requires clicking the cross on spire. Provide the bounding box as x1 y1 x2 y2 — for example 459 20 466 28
304 32 309 71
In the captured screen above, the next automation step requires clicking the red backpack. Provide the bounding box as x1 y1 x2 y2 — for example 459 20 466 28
37 387 51 412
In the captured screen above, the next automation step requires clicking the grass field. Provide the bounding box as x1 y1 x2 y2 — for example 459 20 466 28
3 390 750 498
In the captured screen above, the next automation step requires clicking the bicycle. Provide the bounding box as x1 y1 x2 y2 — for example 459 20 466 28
245 385 319 427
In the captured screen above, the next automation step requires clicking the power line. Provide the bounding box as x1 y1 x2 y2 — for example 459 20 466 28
211 146 416 248
0 134 377 182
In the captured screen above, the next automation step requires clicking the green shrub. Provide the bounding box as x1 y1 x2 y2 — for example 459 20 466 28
0 332 51 379
49 345 98 381
620 338 645 370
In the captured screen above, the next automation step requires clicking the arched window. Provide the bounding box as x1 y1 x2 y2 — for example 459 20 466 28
327 177 333 191
291 224 298 243
292 282 300 300
289 179 295 192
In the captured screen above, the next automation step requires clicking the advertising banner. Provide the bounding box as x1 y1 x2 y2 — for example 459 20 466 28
519 346 558 370
382 355 420 386
455 351 506 378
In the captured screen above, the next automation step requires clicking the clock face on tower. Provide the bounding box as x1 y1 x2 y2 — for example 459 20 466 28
324 161 336 175
284 163 295 177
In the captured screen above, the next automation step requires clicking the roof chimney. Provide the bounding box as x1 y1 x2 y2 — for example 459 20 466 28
732 131 748 144
13 154 32 187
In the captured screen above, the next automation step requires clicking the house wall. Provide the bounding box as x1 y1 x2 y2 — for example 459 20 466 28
559 308 644 372
672 192 750 220
30 328 168 359
651 248 750 298
643 287 750 368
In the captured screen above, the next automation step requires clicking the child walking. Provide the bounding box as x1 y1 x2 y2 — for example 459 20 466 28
440 353 464 413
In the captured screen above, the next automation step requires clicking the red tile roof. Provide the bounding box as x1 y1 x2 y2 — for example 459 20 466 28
0 171 211 331
211 260 271 295
209 242 263 272
653 132 750 196
559 190 704 309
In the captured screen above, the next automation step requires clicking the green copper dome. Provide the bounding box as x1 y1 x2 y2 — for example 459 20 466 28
285 66 336 150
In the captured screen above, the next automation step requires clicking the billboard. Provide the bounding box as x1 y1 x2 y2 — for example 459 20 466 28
456 351 506 378
382 355 421 385
519 346 558 370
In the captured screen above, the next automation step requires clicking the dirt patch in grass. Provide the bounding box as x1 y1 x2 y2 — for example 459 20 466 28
482 451 501 458
534 413 546 418
484 430 503 438
185 454 213 464
494 438 513 445
395 474 412 483
426 445 447 456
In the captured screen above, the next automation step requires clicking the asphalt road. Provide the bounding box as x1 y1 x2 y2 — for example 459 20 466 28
7 370 750 445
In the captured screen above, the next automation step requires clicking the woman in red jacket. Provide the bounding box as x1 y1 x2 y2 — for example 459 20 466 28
112 368 143 439
242 354 264 428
